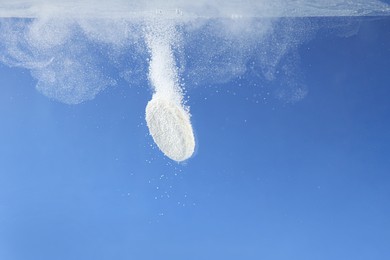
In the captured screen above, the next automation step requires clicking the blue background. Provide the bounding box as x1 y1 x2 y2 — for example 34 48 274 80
1 17 390 259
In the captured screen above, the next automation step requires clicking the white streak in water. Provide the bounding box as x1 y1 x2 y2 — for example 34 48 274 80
145 22 195 161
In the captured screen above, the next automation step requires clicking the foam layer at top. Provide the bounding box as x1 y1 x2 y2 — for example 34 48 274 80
0 0 389 19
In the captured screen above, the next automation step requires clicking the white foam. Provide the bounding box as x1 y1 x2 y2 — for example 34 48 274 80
0 0 389 18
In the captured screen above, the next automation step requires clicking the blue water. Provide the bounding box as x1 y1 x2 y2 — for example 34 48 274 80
0 16 389 260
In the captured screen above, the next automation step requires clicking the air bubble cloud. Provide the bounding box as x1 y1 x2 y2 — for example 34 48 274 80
0 0 389 161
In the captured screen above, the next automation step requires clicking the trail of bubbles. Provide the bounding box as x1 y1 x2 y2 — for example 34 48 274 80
145 21 195 162
145 21 182 105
